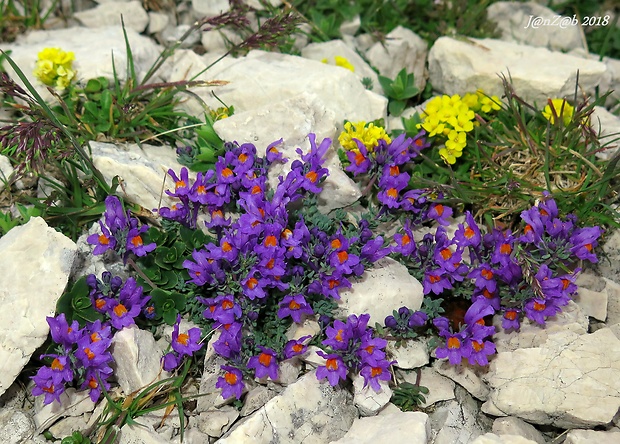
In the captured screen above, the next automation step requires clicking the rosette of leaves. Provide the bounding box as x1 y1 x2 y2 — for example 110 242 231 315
56 276 104 326
391 381 429 412
136 222 212 292
150 288 187 325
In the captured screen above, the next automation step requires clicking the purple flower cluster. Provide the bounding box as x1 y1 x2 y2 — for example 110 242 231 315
384 306 429 339
86 272 151 330
316 314 394 391
391 192 603 365
33 272 153 405
87 195 156 262
32 314 113 404
158 134 391 399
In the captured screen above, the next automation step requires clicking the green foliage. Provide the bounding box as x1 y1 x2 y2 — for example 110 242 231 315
391 381 429 412
378 68 420 116
56 276 104 326
60 431 92 444
150 288 187 325
0 204 42 236
0 0 58 42
179 115 227 172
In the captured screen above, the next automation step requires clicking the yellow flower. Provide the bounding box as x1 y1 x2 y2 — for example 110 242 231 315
338 121 391 152
542 99 574 126
33 47 76 90
321 56 355 72
335 56 355 72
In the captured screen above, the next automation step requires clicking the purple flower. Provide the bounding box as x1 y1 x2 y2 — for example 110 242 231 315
316 351 348 386
213 322 242 358
427 202 452 226
31 368 65 405
434 331 468 365
265 138 285 164
569 226 602 263
162 352 181 371
277 294 314 323
357 336 387 366
408 311 428 328
523 298 561 325
247 346 279 380
323 319 352 350
454 211 482 248
501 308 521 331
345 139 372 175
80 366 112 402
167 167 191 198
393 222 416 256
171 315 202 357
216 365 245 399
329 248 360 275
282 336 311 360
423 269 453 295
360 360 393 391
47 313 82 350
38 354 73 385
102 195 128 232
87 222 116 255
210 294 242 325
75 333 112 369
126 226 156 257
463 339 496 366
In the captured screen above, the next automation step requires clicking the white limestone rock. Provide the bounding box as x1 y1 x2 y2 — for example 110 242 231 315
239 385 278 417
4 27 161 102
433 360 490 401
352 375 392 417
192 0 229 17
387 338 429 369
365 25 428 92
33 388 96 433
483 328 620 428
565 428 620 444
595 229 620 286
212 92 362 213
0 408 35 444
492 300 588 353
491 416 547 444
487 2 584 52
401 367 456 408
195 406 239 438
166 49 387 124
110 326 169 395
147 12 169 34
590 106 620 161
428 37 609 106
90 142 190 213
161 24 201 48
48 415 89 440
216 371 357 443
0 217 77 398
471 433 540 444
606 277 620 327
429 386 489 444
330 411 431 444
301 39 383 94
118 422 170 443
74 1 149 32
575 273 608 321
337 257 424 326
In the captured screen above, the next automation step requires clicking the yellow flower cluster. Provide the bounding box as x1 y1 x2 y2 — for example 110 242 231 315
542 99 574 126
321 55 355 72
338 121 391 153
419 90 501 165
33 47 76 90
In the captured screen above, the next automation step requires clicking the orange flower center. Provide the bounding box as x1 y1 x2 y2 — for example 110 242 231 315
225 372 238 384
354 152 365 166
401 234 410 245
389 165 400 176
95 299 106 310
246 277 258 289
176 333 189 346
84 348 95 360
289 300 301 310
292 344 304 353
440 248 452 260
464 227 475 238
88 377 98 389
331 239 342 249
481 269 493 280
500 243 512 255
328 279 339 289
221 167 233 178
447 337 461 349
196 185 206 194
175 180 186 189
337 250 348 264
533 301 546 311
305 171 318 183
472 340 484 352
131 236 143 247
51 358 64 371
222 300 234 310
98 234 110 245
281 229 292 240
434 204 444 216
238 153 248 163
335 329 344 341
371 367 383 378
429 274 441 284
258 353 272 367
90 332 101 342
264 235 277 247
387 188 398 198
326 358 339 371
114 304 128 317
222 241 233 252
505 310 517 321
251 185 262 194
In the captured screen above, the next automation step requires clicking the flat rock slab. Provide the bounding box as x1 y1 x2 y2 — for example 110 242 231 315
216 371 357 443
483 328 620 428
428 36 609 106
330 411 430 444
0 217 77 397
